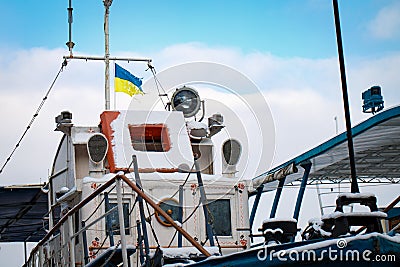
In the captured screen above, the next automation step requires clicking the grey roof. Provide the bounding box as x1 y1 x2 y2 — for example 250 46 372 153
252 105 400 193
0 185 52 242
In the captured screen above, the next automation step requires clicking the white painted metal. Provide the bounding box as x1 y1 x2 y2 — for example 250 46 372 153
116 178 129 267
104 0 112 110
68 215 75 267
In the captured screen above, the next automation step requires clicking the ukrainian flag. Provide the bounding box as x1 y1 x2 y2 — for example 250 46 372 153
114 63 144 96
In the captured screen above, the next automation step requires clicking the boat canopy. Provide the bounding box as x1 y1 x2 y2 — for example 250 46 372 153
0 185 51 242
251 105 400 194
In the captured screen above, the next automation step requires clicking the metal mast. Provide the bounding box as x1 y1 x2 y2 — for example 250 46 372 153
63 0 151 110
332 0 359 193
66 0 75 57
104 0 113 110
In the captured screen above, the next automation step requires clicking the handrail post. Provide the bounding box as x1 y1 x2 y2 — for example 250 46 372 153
68 215 76 267
38 245 43 267
178 185 184 247
270 177 286 218
81 221 89 265
27 176 117 264
249 186 263 228
116 177 129 267
293 162 312 221
24 241 28 265
132 155 151 263
194 157 215 246
104 192 115 246
119 174 211 257
136 220 145 265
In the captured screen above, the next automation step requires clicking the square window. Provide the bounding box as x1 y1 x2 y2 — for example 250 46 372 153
128 124 171 152
105 203 130 235
207 199 232 236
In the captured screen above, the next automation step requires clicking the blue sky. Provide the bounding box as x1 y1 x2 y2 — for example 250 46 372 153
1 0 399 58
0 1 400 265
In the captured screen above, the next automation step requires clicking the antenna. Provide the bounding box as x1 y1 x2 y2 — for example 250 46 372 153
66 0 75 56
334 116 338 135
62 0 152 111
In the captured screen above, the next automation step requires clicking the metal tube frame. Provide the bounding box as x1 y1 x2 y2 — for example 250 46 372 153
104 1 111 110
81 221 89 265
293 162 312 220
26 172 212 263
270 177 286 218
132 155 151 263
178 185 184 247
194 158 215 246
67 215 76 267
136 220 145 265
249 186 263 229
63 55 152 62
116 178 129 267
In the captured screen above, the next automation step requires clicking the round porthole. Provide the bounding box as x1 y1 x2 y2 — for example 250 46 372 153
155 198 180 227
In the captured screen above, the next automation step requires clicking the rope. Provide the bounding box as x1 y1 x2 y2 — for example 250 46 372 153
169 163 195 200
84 185 116 223
99 240 121 267
128 196 139 216
204 202 223 255
0 59 68 175
142 163 195 220
167 198 202 247
147 63 170 110
167 230 178 248
92 235 108 257
145 200 160 247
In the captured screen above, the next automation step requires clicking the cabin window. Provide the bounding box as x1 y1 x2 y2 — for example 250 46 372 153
105 202 130 235
207 199 232 236
128 124 171 152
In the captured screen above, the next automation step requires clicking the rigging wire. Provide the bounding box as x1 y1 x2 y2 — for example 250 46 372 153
0 59 68 175
92 235 109 257
169 163 195 199
167 198 202 247
99 240 121 267
84 185 116 223
147 63 170 110
143 163 196 220
144 195 161 247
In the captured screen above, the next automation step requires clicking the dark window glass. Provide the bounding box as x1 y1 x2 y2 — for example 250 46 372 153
207 199 232 236
128 124 171 152
106 203 130 235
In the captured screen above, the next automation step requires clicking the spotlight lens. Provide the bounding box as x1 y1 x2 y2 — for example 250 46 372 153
171 86 201 118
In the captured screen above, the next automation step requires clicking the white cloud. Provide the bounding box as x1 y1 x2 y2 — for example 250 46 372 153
1 43 400 185
368 1 400 39
1 43 400 266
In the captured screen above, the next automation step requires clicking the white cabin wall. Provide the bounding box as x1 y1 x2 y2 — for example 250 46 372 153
74 144 89 192
51 135 75 197
70 171 250 265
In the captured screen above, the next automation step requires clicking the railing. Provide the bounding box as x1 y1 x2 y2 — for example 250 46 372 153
24 173 211 267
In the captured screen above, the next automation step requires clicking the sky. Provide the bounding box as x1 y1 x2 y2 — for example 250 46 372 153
1 0 400 266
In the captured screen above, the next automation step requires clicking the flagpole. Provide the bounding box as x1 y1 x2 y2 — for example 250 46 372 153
104 0 112 110
114 63 117 110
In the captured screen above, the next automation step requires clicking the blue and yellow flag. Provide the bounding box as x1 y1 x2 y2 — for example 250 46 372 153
114 63 144 96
